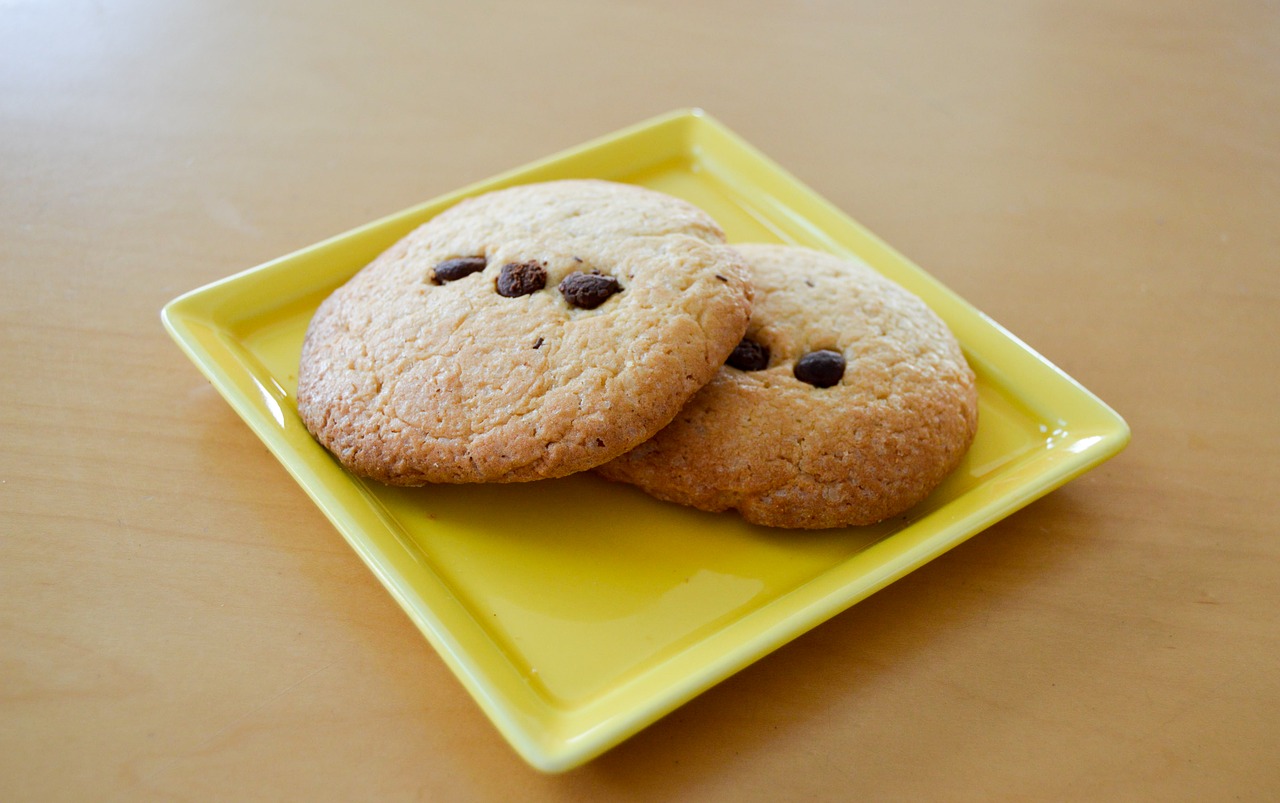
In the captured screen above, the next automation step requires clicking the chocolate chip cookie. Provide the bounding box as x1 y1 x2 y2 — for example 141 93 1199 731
598 243 978 528
296 180 752 484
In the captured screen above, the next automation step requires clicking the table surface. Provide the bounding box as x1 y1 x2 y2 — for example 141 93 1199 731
4 1 1278 799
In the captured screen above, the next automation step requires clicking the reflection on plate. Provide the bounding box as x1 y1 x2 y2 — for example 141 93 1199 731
161 109 1129 772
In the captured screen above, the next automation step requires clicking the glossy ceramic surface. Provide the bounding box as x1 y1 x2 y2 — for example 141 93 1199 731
161 109 1129 772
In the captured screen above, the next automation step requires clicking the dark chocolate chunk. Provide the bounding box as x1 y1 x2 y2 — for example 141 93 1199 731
496 260 547 297
431 256 486 284
794 349 846 388
726 338 770 371
558 271 622 309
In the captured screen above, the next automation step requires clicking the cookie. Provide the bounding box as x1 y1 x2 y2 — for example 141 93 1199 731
296 179 753 484
597 243 978 528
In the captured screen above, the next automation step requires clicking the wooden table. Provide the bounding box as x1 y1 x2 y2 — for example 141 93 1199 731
4 1 1277 798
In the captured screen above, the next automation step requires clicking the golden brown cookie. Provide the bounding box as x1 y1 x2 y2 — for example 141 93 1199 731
597 243 978 528
296 179 752 484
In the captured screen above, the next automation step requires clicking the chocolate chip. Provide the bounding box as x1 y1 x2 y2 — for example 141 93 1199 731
726 338 770 371
714 274 728 282
558 271 622 309
496 260 547 297
794 349 846 387
431 256 487 284
532 336 544 349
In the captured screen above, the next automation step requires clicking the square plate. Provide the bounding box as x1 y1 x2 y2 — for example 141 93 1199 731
161 109 1129 772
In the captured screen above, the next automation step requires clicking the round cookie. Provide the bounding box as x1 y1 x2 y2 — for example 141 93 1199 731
597 243 978 528
296 179 752 485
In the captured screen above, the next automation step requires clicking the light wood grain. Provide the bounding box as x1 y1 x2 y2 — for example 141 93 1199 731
3 0 1278 799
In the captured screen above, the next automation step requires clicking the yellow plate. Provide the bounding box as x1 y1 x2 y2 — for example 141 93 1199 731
161 109 1129 772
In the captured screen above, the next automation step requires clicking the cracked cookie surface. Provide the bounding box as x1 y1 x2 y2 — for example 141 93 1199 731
597 243 978 528
296 179 752 484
